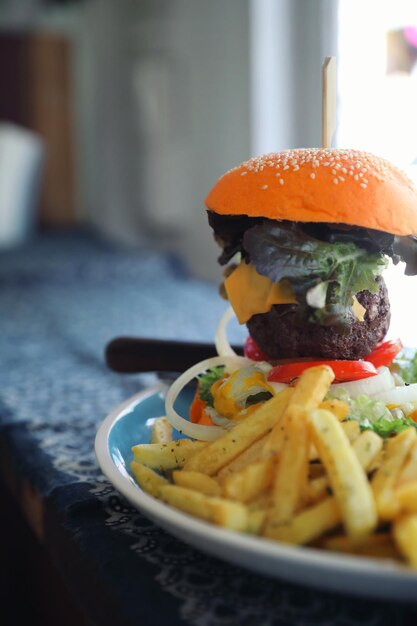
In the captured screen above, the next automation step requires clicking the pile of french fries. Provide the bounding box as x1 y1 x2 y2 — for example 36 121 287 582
131 366 417 568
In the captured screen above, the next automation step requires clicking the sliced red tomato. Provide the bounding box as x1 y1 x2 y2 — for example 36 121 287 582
267 360 378 384
189 387 207 423
244 336 271 361
365 339 403 369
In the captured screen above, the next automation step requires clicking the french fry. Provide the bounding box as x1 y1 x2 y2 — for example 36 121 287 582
159 485 248 531
216 435 267 482
303 431 382 507
393 514 417 568
397 441 417 486
159 484 212 521
367 448 385 474
222 457 276 503
263 366 334 457
309 409 377 540
322 533 399 560
184 387 293 475
267 496 341 544
340 420 360 443
320 398 350 421
132 440 207 470
302 475 330 506
264 407 310 535
248 491 271 511
247 509 266 535
308 443 319 461
173 470 220 497
396 481 417 513
150 417 173 444
352 430 383 471
130 461 168 497
210 497 248 530
371 427 417 520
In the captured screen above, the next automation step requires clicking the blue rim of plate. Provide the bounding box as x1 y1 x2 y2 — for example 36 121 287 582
95 385 417 602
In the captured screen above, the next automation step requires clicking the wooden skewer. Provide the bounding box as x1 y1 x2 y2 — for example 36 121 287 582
322 56 337 148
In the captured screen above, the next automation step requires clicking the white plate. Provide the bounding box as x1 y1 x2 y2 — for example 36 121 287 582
95 385 417 601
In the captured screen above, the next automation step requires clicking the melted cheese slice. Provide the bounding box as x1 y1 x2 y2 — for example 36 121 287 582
224 262 297 324
351 295 366 322
224 262 367 324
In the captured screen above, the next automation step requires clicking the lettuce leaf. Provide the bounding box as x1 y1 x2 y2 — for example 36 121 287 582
395 350 417 384
313 223 417 274
208 212 417 275
361 416 417 438
198 367 224 407
243 222 386 327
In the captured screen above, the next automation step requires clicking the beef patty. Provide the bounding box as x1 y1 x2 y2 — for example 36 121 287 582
246 279 390 360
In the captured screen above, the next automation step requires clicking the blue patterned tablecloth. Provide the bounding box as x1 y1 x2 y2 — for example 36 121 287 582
0 231 416 626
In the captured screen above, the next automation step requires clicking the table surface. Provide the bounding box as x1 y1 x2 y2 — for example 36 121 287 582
1 231 417 626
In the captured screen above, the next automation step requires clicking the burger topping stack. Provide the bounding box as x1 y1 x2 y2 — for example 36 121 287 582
206 148 417 360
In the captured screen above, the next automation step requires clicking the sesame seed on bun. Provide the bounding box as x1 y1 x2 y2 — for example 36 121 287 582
205 148 417 236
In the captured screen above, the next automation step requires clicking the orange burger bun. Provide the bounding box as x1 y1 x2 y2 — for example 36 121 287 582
205 148 417 236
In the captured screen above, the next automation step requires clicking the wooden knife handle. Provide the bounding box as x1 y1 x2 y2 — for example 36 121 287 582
105 337 243 373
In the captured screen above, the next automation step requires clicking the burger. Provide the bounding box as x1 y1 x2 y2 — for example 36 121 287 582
165 148 417 440
205 148 417 368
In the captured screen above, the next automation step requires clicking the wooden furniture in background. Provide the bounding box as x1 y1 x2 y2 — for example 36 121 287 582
28 34 76 226
0 32 77 226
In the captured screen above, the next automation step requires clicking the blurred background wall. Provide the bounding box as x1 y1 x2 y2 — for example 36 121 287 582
0 0 416 283
0 0 337 281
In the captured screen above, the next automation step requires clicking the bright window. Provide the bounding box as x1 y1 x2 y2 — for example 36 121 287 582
338 0 417 347
338 0 417 174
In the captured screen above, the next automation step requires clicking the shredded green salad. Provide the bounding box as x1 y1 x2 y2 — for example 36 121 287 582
197 350 417 438
198 366 224 407
328 388 417 438
328 349 417 438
